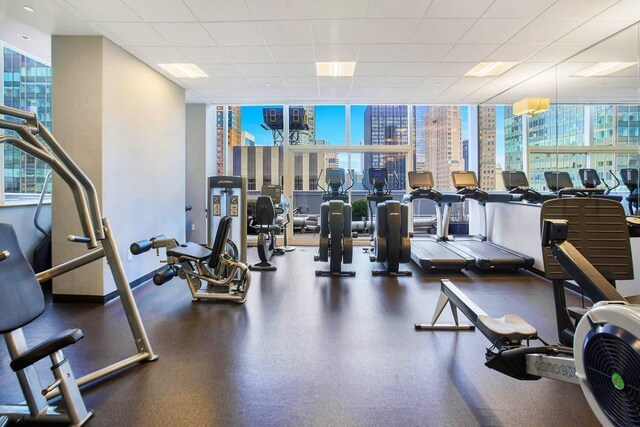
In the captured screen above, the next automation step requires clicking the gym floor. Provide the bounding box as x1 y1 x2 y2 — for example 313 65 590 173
0 249 598 427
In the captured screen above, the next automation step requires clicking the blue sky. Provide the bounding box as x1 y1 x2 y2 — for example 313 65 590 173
239 105 506 169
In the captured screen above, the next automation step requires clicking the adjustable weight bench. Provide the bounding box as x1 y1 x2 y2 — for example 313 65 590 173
0 223 92 426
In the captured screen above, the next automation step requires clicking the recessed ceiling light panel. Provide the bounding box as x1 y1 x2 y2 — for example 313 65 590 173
316 61 356 77
465 62 519 77
572 62 638 77
158 63 208 79
23 5 35 12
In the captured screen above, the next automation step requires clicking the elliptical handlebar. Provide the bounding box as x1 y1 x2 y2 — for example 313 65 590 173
606 170 620 195
345 169 355 192
316 168 326 192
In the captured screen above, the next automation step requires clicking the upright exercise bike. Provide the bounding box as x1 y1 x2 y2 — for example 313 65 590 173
314 168 355 277
249 185 285 271
364 167 412 276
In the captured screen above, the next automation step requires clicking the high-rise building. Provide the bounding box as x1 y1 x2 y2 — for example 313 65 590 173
413 106 428 171
363 105 408 189
590 105 640 178
216 106 242 175
299 105 315 145
2 46 52 197
424 106 463 189
462 139 469 171
503 106 524 172
479 106 497 190
242 131 255 146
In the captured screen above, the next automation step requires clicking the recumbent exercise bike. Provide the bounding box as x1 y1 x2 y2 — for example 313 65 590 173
314 168 356 277
131 216 251 303
364 167 412 276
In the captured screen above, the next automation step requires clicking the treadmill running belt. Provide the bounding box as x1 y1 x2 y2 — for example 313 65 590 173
411 240 469 271
448 240 532 270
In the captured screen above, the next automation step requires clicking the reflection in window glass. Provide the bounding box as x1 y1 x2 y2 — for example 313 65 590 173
413 105 469 190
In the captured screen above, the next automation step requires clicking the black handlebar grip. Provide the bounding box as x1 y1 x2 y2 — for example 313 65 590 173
130 240 152 255
153 266 175 286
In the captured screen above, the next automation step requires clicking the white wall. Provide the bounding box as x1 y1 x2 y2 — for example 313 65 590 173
185 103 215 244
52 36 186 297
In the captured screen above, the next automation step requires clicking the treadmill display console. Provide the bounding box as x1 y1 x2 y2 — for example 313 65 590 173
621 168 639 187
544 171 574 193
452 171 477 189
261 184 282 204
408 171 434 189
368 168 388 186
502 171 529 190
578 168 601 188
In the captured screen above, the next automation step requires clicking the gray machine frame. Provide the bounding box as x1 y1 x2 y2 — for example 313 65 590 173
208 176 247 263
0 106 157 421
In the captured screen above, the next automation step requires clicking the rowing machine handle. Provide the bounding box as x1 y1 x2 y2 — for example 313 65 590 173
153 266 175 286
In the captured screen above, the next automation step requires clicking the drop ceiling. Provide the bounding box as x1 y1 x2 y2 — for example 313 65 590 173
1 0 640 104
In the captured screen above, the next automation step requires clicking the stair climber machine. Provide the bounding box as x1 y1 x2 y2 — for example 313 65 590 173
363 167 411 276
447 171 534 270
415 200 640 427
502 170 556 204
249 184 286 271
403 171 471 272
314 168 356 277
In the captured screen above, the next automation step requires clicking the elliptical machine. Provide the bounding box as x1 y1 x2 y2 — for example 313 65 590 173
620 168 639 215
249 185 285 271
314 168 355 277
364 168 412 276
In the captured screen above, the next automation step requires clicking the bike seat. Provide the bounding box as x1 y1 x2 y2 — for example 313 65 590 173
167 243 212 262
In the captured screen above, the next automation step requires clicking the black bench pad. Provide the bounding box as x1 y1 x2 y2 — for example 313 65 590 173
10 328 84 372
167 243 212 261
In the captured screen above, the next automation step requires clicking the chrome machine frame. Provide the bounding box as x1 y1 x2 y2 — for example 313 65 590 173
0 106 157 402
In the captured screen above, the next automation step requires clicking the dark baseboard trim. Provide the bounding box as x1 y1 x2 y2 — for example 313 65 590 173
52 268 161 305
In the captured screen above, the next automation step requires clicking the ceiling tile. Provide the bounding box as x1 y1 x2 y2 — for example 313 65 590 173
441 43 499 62
311 19 365 45
485 43 546 61
319 86 350 98
98 23 168 46
63 0 140 22
213 77 254 89
236 63 280 77
425 0 494 18
178 77 220 89
379 87 415 97
258 21 313 46
181 0 252 21
242 0 309 20
528 43 589 62
384 76 424 87
124 0 196 22
269 45 315 63
509 18 586 44
362 19 421 44
277 62 317 76
352 76 388 87
390 62 437 76
314 44 359 62
358 44 406 62
224 46 272 63
419 76 458 88
151 23 215 47
318 77 353 87
203 22 263 47
287 87 320 98
192 88 229 97
559 18 637 44
247 76 286 88
460 19 531 44
133 46 188 62
411 19 475 44
179 46 231 63
429 62 476 76
350 87 382 97
355 62 395 76
283 77 318 87
483 0 557 18
398 44 453 62
542 0 620 19
199 64 241 77
309 0 370 19
368 0 433 18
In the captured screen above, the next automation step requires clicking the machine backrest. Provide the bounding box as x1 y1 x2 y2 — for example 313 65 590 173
578 168 601 188
502 171 529 190
208 216 232 269
408 171 434 189
540 198 633 281
544 171 573 192
0 223 45 334
451 171 477 189
254 195 275 226
261 184 282 205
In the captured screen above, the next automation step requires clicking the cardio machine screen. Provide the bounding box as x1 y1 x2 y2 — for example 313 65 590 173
326 168 345 185
368 168 388 185
621 168 639 186
502 171 529 190
578 168 601 187
544 171 573 192
452 171 477 189
261 185 282 204
408 171 434 189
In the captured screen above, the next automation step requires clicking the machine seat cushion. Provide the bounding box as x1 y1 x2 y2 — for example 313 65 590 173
477 314 537 341
167 243 212 261
10 328 84 372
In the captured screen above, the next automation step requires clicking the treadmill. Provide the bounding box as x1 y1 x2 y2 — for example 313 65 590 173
403 171 472 271
501 170 556 204
445 171 535 271
544 170 622 202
